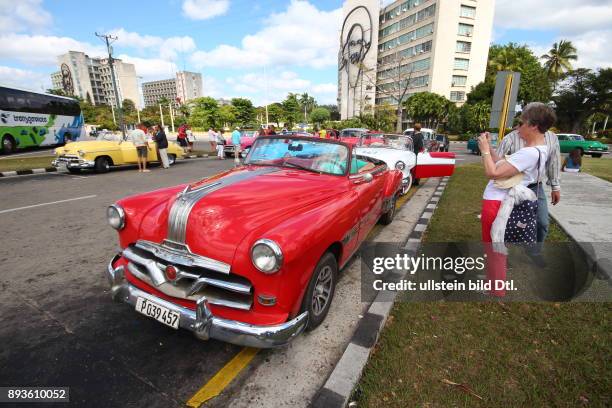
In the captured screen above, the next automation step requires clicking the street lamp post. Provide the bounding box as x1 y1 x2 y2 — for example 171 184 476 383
96 32 125 139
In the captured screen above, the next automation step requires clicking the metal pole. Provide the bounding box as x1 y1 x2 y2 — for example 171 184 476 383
603 115 609 131
498 73 514 140
111 104 116 125
96 32 125 139
169 102 175 133
137 109 140 124
159 104 165 129
592 121 596 135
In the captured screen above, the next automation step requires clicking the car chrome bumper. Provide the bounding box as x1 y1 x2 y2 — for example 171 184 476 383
52 159 95 169
106 255 308 348
584 150 609 154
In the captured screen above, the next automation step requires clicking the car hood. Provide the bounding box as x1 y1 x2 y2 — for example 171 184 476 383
55 140 120 155
137 166 348 264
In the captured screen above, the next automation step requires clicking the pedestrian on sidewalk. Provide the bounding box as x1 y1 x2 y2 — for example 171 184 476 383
231 126 242 165
131 124 151 173
177 124 188 154
562 148 581 173
208 127 216 151
411 123 424 186
154 124 170 169
186 126 195 152
479 102 555 295
495 109 561 254
215 129 226 159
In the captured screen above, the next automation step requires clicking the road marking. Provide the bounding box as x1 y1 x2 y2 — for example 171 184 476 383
186 347 259 407
0 195 97 214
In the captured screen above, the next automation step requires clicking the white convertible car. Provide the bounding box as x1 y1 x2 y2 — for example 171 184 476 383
356 134 456 194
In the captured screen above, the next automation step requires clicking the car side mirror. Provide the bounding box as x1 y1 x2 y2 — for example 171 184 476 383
350 173 373 184
363 173 373 183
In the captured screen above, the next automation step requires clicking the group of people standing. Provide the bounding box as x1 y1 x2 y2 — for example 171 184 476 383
129 124 170 173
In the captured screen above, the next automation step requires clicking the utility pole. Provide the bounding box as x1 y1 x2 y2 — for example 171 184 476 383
169 102 175 133
159 104 165 129
96 32 125 138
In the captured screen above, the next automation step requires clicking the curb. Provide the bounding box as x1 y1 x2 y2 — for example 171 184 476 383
0 155 211 178
311 176 450 408
0 167 60 177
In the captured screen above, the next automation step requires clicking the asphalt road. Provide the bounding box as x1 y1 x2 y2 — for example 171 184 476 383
0 158 240 407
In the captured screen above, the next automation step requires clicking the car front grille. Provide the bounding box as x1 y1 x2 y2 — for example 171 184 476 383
56 155 81 163
122 242 253 310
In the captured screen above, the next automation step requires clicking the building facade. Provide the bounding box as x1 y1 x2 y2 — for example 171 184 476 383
338 0 494 120
142 71 203 107
51 51 140 109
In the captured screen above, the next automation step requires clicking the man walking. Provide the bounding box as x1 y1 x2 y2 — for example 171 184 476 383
496 122 561 262
131 124 150 173
411 123 424 186
154 124 170 169
231 126 242 165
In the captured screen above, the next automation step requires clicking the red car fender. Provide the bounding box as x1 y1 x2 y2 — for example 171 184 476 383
382 169 403 198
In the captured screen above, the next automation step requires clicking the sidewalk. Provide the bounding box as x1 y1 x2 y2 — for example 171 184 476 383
547 172 612 279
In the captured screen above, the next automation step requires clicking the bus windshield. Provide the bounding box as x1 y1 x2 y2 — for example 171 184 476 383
0 86 84 153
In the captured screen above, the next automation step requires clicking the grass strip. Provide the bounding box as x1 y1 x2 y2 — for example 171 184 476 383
355 164 610 408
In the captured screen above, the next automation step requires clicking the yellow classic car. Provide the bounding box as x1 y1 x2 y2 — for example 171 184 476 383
52 132 184 173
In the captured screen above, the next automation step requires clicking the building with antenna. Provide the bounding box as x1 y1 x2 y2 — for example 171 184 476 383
338 0 494 121
142 71 203 107
50 51 139 108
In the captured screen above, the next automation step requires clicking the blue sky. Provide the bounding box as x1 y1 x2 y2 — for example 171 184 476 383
0 0 609 106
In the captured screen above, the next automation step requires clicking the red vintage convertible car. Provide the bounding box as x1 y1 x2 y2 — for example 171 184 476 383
106 136 403 348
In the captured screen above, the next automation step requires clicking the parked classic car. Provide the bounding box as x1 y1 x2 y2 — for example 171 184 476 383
436 134 450 152
106 136 403 347
223 130 258 158
403 127 440 151
53 132 184 173
356 134 456 194
339 129 385 146
557 133 609 158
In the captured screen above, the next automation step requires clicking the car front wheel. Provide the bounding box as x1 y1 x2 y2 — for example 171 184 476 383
379 193 398 225
591 153 602 158
94 156 111 173
401 173 413 195
300 252 338 331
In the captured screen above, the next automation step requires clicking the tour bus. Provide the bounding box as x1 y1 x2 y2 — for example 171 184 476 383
0 86 84 154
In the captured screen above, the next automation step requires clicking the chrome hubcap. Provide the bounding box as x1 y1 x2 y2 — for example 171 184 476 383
312 265 333 316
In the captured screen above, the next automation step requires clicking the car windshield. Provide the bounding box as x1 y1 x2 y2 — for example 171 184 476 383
571 135 585 141
384 135 413 151
96 133 121 142
436 135 445 141
246 137 350 175
340 129 367 137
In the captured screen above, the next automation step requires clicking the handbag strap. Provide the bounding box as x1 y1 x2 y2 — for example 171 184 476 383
534 146 541 199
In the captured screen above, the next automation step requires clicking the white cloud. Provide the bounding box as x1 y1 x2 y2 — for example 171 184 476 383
495 0 612 69
0 0 52 34
190 0 342 69
116 54 178 82
0 66 50 91
495 0 612 34
182 0 229 20
0 33 105 66
108 28 196 61
214 70 337 105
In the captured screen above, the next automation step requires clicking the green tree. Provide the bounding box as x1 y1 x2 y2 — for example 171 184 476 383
481 43 552 105
189 97 219 129
403 92 452 128
230 97 255 127
218 104 238 127
320 104 340 121
553 68 612 133
298 92 317 122
310 107 331 125
542 40 578 87
281 93 301 127
46 88 70 97
267 103 285 125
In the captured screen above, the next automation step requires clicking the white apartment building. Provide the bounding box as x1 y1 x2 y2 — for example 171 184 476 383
51 51 140 109
142 71 203 107
338 0 494 120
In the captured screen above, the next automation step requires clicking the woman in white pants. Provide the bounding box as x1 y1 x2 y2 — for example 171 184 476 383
216 130 225 159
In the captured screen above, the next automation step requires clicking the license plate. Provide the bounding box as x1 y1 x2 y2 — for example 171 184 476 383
135 297 180 329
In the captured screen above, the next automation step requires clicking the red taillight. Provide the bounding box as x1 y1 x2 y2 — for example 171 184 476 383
165 265 177 281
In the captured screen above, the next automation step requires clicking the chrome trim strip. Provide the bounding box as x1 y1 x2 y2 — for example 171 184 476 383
107 258 308 348
135 240 231 274
166 167 280 245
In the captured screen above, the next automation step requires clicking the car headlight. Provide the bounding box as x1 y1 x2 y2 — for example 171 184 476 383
107 204 125 230
251 239 283 273
395 161 406 170
78 150 85 157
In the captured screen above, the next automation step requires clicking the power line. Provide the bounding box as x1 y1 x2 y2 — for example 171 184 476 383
95 32 126 138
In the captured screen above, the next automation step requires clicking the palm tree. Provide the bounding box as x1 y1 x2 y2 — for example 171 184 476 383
542 40 578 89
299 92 316 122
